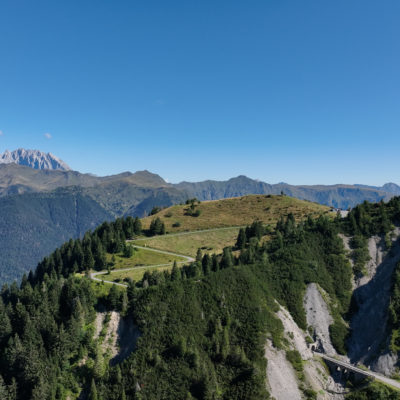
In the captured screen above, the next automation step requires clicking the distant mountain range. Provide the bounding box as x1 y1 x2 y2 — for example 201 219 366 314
0 149 399 286
0 148 71 170
174 176 396 208
354 182 400 195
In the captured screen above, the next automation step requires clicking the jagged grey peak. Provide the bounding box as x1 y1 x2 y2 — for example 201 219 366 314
0 148 71 170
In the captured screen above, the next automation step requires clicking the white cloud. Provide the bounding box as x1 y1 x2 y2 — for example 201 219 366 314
0 130 3 136
165 178 170 183
44 133 52 139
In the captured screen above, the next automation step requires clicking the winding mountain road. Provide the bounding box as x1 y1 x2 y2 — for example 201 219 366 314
90 244 195 287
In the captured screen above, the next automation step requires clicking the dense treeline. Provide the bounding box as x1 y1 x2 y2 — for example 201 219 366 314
0 215 145 399
0 209 356 399
345 197 400 237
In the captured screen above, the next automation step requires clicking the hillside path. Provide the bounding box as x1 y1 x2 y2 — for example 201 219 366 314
90 244 195 287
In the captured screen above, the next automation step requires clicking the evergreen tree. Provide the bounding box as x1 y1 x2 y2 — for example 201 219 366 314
94 345 105 378
0 374 7 399
89 379 98 400
134 217 142 235
196 248 202 263
121 291 128 316
171 261 181 282
8 378 17 400
123 244 134 258
220 248 233 269
202 253 212 276
236 228 246 249
108 284 119 309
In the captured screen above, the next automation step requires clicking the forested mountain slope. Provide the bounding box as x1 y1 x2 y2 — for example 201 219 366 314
0 169 190 287
1 197 400 398
0 189 113 285
0 199 354 399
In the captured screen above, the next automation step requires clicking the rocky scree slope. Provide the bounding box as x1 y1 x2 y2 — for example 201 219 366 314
347 227 400 375
266 302 346 400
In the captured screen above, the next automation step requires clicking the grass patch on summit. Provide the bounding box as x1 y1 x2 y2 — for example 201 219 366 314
141 194 330 233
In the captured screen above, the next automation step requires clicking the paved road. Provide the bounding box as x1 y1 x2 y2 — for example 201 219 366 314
317 353 400 390
90 244 195 287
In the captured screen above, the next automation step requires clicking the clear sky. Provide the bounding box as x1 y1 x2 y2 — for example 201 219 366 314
0 1 399 185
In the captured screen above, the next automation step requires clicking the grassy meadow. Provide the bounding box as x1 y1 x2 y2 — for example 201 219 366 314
136 228 242 257
106 246 186 270
140 194 331 233
100 264 177 284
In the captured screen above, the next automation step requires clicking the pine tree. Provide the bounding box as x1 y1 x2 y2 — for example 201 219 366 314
196 248 202 262
0 304 12 344
94 345 105 378
235 228 246 249
202 253 211 276
84 248 95 271
171 261 181 282
108 284 119 309
134 217 142 235
89 379 98 400
161 222 166 235
121 291 128 316
0 374 7 398
73 298 85 326
220 248 233 269
8 378 17 400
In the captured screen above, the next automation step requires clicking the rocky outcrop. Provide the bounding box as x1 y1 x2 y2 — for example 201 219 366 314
347 227 400 375
0 148 71 170
94 309 141 366
266 303 346 400
304 283 337 356
265 340 303 400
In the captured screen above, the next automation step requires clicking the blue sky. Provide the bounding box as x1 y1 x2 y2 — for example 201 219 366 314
0 1 399 185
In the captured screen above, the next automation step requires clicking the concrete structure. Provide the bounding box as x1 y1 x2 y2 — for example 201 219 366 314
315 353 400 389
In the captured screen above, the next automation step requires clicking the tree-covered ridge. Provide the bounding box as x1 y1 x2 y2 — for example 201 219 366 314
345 197 400 237
3 197 400 399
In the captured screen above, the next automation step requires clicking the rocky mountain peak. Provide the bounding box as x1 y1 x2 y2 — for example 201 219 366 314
0 148 71 170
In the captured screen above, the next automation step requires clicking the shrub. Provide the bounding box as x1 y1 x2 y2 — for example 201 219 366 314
173 221 181 228
329 322 349 355
165 211 173 218
303 389 317 399
195 209 202 217
286 350 303 372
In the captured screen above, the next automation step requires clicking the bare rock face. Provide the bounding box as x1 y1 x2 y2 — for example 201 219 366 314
304 283 337 356
0 148 71 170
347 227 400 376
266 303 346 400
